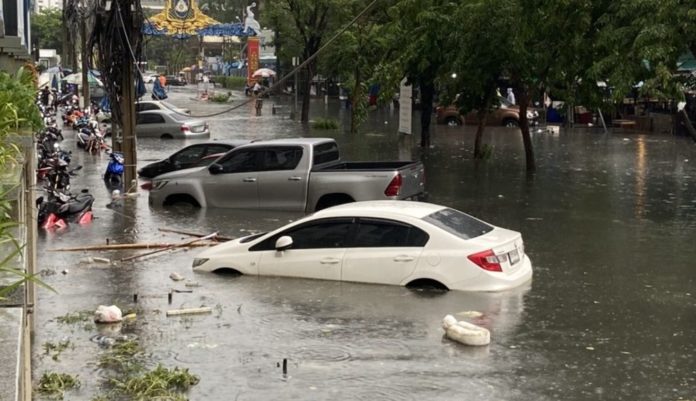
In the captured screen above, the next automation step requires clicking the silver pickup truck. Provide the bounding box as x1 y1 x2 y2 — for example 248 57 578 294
148 138 426 212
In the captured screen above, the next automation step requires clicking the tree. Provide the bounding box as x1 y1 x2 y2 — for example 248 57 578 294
320 0 396 132
439 0 514 159
381 0 457 148
266 0 337 123
31 8 62 51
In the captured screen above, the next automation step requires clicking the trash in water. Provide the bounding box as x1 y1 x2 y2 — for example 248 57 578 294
442 314 490 346
94 305 123 323
456 311 483 318
169 272 184 281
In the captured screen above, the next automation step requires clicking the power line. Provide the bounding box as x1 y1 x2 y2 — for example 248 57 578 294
115 0 379 118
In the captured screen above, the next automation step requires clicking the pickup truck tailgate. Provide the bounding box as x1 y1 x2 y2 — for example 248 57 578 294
398 163 426 198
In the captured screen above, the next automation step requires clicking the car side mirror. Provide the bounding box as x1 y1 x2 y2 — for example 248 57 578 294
275 236 293 251
208 163 223 175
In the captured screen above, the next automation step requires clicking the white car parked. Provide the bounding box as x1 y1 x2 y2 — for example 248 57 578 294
192 201 533 291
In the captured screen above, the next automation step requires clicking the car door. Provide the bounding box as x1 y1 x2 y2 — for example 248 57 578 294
255 146 308 211
253 218 353 281
341 218 429 285
202 149 260 208
135 113 164 137
171 144 207 170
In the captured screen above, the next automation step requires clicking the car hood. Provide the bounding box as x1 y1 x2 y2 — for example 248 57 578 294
153 165 208 180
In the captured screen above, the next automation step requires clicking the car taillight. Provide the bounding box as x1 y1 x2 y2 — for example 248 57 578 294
468 249 504 272
384 173 402 197
180 124 190 132
140 181 153 191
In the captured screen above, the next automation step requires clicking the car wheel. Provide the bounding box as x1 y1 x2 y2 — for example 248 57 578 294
503 119 519 128
445 117 461 127
160 134 173 139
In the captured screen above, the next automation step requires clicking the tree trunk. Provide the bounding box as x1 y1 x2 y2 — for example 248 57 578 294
517 88 536 172
419 80 435 148
300 58 316 123
474 112 486 159
350 68 361 134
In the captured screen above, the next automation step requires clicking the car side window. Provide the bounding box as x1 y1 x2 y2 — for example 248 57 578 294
250 218 354 251
217 150 258 173
137 113 165 124
261 147 303 171
205 144 232 156
172 145 205 164
351 218 429 247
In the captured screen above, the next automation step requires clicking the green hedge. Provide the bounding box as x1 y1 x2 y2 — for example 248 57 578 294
214 76 247 90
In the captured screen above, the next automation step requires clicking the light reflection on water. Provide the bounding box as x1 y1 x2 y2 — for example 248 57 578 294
32 88 696 401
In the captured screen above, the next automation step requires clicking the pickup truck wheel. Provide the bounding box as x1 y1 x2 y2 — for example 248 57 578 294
316 194 354 211
503 118 519 128
445 117 461 126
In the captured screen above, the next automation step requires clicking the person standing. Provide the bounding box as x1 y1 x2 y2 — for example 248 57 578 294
507 88 516 105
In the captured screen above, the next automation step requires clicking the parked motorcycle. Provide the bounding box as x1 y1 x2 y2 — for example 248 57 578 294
104 152 124 187
37 189 94 229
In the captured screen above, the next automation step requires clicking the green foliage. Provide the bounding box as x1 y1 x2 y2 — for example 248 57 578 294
55 310 93 325
31 8 63 50
209 93 231 103
43 340 73 361
109 365 200 400
36 372 81 399
216 76 247 90
312 118 339 129
0 69 53 300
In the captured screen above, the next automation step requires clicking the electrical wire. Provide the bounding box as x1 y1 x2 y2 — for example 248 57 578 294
114 0 379 119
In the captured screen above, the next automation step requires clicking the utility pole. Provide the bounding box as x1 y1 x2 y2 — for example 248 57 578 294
119 0 137 193
80 8 89 110
62 0 68 70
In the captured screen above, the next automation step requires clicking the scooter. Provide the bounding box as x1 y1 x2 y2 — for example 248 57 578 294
37 189 94 230
104 152 124 187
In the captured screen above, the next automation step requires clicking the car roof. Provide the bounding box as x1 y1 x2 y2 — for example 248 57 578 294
182 140 250 148
241 137 335 146
312 201 447 220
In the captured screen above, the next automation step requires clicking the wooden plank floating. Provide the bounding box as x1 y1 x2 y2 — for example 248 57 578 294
166 307 213 317
120 233 219 262
158 227 234 242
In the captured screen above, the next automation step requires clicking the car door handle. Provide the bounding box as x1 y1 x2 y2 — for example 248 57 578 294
242 177 256 183
288 176 302 181
393 255 415 262
320 257 341 265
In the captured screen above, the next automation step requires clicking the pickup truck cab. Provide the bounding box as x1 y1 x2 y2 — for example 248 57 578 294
148 138 426 212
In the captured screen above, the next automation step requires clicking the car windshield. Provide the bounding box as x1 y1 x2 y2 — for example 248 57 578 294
422 208 494 240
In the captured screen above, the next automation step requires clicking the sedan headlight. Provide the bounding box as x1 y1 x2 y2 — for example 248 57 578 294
152 180 169 190
192 258 209 268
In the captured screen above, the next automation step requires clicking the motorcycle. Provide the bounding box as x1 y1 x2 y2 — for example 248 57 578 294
104 152 124 187
37 189 94 229
45 160 82 191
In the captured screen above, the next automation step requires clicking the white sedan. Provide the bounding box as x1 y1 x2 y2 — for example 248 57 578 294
192 201 533 291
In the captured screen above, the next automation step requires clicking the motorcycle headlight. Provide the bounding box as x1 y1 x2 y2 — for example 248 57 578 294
192 258 209 268
152 180 169 190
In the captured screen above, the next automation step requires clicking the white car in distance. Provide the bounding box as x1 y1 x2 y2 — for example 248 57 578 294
192 201 533 292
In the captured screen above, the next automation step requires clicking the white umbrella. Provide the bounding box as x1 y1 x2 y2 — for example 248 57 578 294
252 68 276 78
62 72 104 87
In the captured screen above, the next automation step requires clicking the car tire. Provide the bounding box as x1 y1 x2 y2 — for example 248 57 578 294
445 117 461 127
160 134 173 139
503 118 519 128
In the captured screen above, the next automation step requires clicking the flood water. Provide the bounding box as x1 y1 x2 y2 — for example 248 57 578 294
32 86 696 400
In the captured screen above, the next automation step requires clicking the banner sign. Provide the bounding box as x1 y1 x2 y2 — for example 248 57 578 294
398 78 413 135
247 37 260 83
